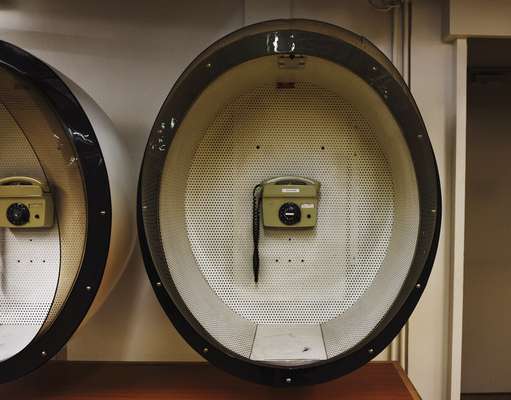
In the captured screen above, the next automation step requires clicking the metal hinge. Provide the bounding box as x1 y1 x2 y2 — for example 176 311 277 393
278 54 306 69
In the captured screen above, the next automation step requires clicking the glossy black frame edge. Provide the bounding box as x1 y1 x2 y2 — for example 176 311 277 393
0 41 112 383
137 19 442 386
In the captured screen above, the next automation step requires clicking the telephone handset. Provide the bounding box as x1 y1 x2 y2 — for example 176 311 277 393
0 176 54 228
252 176 320 283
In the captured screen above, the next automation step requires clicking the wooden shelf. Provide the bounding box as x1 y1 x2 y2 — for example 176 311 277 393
0 361 420 399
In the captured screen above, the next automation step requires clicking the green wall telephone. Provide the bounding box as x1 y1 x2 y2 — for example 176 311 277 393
0 176 54 228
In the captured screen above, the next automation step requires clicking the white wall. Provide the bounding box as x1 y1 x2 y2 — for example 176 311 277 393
0 1 455 398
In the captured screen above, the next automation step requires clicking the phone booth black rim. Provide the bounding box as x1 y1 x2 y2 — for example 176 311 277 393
138 19 441 386
0 42 111 382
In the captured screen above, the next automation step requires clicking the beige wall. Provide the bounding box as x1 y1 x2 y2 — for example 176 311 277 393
0 1 455 398
462 39 511 393
447 0 511 39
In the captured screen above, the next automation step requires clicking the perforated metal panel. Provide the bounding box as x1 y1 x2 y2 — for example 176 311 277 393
0 102 60 361
0 228 59 325
184 82 394 324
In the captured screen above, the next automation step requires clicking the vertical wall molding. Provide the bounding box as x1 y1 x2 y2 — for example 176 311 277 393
389 2 410 372
449 37 467 400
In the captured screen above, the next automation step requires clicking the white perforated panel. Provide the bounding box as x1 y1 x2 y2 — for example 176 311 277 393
184 82 394 324
0 228 60 326
0 102 60 362
0 77 88 334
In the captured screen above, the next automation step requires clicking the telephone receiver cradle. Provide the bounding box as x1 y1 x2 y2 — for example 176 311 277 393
0 176 54 228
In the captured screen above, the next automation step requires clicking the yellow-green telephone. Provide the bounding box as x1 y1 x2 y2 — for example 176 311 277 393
0 176 54 228
252 176 320 282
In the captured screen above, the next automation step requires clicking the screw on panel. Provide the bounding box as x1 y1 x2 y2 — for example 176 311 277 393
416 283 422 289
285 377 292 383
203 347 209 354
156 282 162 287
418 134 424 139
85 286 92 292
372 66 377 71
100 210 106 215
206 63 212 69
368 348 374 354
41 351 47 357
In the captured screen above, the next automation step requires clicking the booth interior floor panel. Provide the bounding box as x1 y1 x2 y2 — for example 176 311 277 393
0 361 419 399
